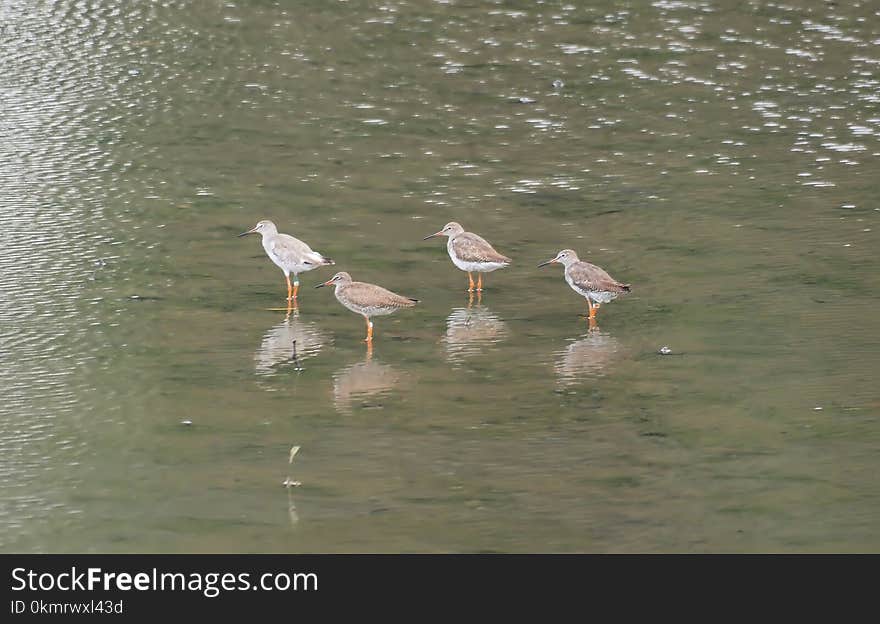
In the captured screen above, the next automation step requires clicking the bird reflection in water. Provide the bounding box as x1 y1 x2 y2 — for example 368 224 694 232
332 344 402 414
443 292 508 365
255 306 331 375
554 329 621 387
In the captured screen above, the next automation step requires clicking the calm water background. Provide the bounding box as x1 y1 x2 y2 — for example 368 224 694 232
1 0 878 552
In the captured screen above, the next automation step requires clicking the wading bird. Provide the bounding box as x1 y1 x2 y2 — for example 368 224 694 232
238 219 334 302
538 249 631 324
316 272 418 343
423 222 511 293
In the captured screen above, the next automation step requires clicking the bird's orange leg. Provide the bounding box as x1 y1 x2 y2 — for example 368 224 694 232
467 272 475 292
286 275 293 301
585 300 599 330
476 274 483 292
364 317 374 343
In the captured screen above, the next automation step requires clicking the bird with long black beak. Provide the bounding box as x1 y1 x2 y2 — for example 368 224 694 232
238 219 334 302
315 272 418 343
538 249 631 323
423 222 511 293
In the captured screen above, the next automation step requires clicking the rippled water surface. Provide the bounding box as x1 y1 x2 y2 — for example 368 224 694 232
1 0 878 552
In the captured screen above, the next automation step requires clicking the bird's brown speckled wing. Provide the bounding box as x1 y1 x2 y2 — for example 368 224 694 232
347 282 418 309
569 261 631 294
451 232 511 264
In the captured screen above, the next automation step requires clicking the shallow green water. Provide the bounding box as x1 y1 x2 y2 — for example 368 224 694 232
1 0 878 552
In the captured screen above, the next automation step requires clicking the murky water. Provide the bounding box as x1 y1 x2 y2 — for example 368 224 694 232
1 0 878 552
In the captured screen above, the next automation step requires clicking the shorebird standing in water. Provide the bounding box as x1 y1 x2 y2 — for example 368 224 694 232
423 222 511 293
316 271 418 343
538 249 631 326
239 219 334 302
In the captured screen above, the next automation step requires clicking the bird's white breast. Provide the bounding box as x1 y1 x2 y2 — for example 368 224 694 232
262 238 288 272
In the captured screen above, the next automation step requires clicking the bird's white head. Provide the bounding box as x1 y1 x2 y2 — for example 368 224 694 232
423 222 465 240
538 249 579 268
238 220 278 237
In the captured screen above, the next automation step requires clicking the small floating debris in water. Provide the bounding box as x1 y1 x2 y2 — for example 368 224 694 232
552 79 565 89
813 406 823 411
289 446 300 464
509 96 537 104
128 294 162 301
658 346 672 355
180 419 193 426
